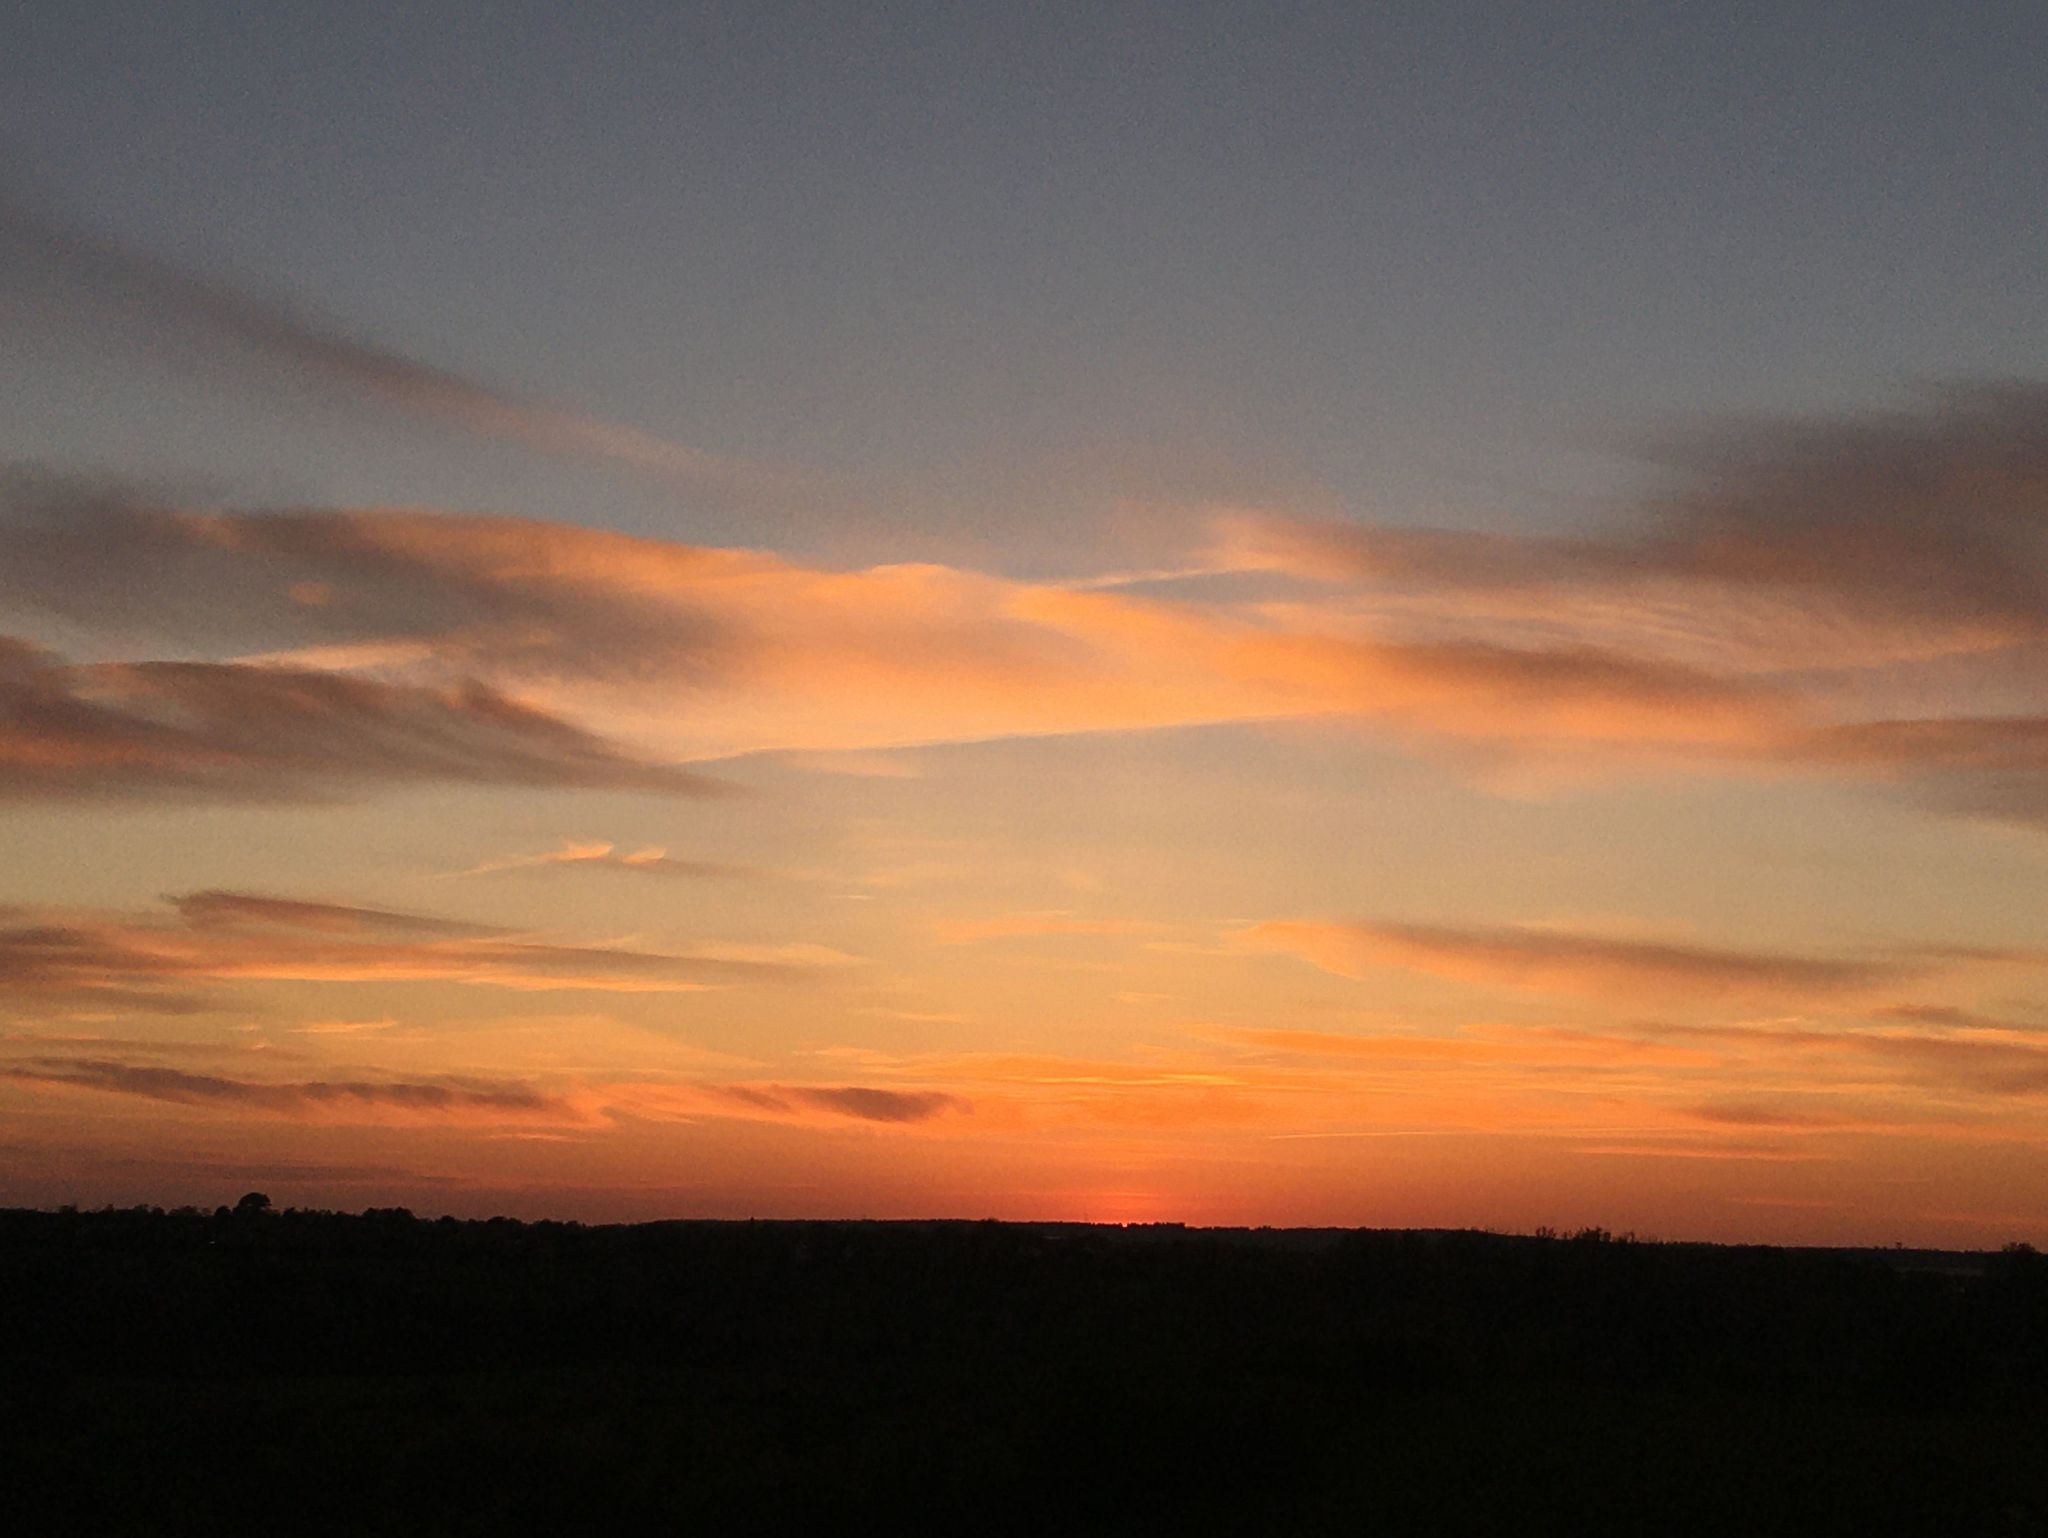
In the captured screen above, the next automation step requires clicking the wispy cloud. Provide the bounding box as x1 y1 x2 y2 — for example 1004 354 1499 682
1800 714 2048 828
0 890 839 1006
1241 918 1913 1001
0 489 1796 773
462 840 756 880
0 634 728 802
1205 386 2048 821
290 1017 402 1036
1 1056 584 1124
0 191 805 505
692 1082 969 1124
3 1052 969 1130
1615 1015 2048 1102
1212 384 2048 657
171 890 500 937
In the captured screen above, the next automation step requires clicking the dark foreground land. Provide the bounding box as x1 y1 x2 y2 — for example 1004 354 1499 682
4 1206 2046 1535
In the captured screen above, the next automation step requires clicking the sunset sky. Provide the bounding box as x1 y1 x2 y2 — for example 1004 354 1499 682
4 2 2046 1244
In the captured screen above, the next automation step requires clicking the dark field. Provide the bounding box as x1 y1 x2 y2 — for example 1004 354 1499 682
4 1205 2045 1535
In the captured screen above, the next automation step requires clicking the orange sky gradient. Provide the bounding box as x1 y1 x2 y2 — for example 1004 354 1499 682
4 32 2047 1245
5 442 2047 1244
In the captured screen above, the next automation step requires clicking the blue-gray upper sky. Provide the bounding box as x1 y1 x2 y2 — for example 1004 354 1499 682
5 0 2045 563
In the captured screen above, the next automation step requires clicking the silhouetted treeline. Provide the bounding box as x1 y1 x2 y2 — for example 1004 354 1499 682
3 1204 2044 1535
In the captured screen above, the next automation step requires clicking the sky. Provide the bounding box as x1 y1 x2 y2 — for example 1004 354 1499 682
3 2 2046 1244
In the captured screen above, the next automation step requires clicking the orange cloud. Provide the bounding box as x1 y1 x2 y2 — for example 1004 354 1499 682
462 840 756 880
0 493 1795 776
7 386 2045 823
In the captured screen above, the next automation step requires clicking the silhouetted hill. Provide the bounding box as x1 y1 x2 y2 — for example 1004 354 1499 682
3 1205 2043 1534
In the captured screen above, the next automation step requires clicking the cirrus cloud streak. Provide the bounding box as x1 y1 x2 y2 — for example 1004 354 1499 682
0 634 727 803
0 889 842 1009
1241 918 1917 1002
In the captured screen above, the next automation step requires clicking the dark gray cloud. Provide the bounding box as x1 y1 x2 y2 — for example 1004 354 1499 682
1802 714 2048 828
3 1051 970 1131
3 1056 575 1120
1639 382 2048 632
0 635 728 802
1689 1102 1841 1129
1879 1004 2047 1033
0 474 739 681
1221 385 2048 827
1237 383 2048 637
785 1085 970 1123
0 921 219 1013
1849 1032 2048 1096
705 1082 968 1124
0 193 797 505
